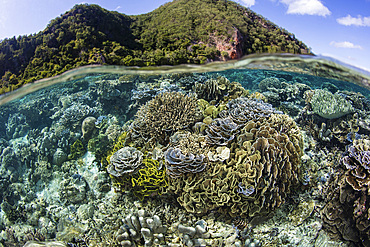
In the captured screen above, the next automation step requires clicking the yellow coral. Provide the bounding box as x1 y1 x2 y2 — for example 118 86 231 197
68 139 86 160
131 158 168 201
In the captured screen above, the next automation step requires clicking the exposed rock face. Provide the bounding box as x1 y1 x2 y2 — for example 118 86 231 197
214 28 243 60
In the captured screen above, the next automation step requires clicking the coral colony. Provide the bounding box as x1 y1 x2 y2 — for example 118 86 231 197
1 71 370 246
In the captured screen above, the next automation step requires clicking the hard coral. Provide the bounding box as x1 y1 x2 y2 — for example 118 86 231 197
165 99 302 218
219 97 282 125
107 147 143 177
193 76 248 104
165 147 207 178
129 92 202 145
131 158 168 200
321 139 370 246
206 118 239 146
309 89 354 119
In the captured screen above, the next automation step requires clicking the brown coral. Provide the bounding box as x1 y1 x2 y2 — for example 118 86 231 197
165 110 302 218
193 76 248 104
321 139 370 246
128 92 202 146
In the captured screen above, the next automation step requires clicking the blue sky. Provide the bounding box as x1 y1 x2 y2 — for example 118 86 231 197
0 0 369 71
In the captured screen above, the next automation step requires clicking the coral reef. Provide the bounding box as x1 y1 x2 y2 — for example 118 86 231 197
129 92 203 146
107 147 144 177
2 70 369 247
321 138 370 246
165 98 302 218
309 89 354 119
116 209 167 246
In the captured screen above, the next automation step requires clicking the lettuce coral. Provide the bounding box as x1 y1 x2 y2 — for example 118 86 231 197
128 92 202 146
107 147 143 177
310 89 354 119
165 98 302 218
131 158 168 201
321 139 370 245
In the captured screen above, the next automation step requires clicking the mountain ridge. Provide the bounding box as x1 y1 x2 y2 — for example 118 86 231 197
0 0 312 93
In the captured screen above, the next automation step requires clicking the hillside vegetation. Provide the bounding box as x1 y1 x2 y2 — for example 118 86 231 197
0 0 311 93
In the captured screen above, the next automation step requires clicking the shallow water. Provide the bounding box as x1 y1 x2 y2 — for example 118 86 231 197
1 54 370 246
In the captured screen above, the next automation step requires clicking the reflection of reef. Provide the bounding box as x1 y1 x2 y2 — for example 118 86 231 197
321 139 370 246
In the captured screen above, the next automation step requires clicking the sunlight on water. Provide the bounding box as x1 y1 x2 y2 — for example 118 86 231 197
1 53 369 106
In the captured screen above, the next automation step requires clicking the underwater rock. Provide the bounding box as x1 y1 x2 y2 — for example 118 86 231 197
60 174 89 204
52 148 67 166
81 116 96 140
309 89 354 119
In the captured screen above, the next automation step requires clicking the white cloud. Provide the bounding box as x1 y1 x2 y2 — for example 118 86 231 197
238 0 256 7
280 0 331 16
330 41 363 49
337 15 370 26
114 6 121 12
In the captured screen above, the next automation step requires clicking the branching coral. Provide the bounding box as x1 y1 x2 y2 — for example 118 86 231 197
128 92 202 145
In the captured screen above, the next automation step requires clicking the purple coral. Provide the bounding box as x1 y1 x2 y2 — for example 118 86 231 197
164 147 206 178
219 97 282 125
206 118 239 146
237 182 255 197
108 147 143 177
343 145 370 170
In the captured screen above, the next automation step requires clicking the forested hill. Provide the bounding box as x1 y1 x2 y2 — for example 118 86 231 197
0 0 311 93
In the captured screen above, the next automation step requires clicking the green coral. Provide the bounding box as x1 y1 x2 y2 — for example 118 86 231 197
68 139 86 159
131 158 168 201
310 89 354 119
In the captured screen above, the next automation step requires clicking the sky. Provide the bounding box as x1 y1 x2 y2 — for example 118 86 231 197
0 0 369 72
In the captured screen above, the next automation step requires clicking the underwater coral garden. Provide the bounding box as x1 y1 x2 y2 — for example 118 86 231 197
1 70 370 246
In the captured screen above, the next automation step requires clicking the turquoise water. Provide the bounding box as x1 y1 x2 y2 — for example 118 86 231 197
0 54 370 246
